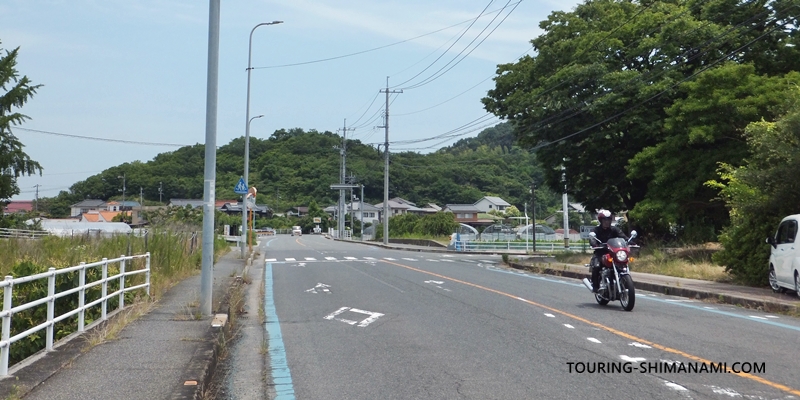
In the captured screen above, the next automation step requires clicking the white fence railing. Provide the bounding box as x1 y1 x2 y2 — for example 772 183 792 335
0 253 151 376
453 241 588 253
0 228 49 239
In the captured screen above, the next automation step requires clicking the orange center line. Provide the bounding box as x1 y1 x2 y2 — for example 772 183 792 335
295 238 306 247
381 259 800 396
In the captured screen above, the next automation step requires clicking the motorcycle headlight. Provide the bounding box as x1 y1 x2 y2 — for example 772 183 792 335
616 250 628 262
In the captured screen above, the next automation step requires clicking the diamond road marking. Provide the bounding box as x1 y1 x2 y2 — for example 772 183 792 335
587 338 601 344
285 258 296 262
564 324 574 329
324 307 384 327
544 313 555 318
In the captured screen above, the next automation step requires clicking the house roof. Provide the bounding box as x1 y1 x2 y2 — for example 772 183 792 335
390 197 416 206
476 196 511 206
424 203 441 211
71 199 106 208
216 199 237 208
374 200 412 210
4 201 33 213
569 203 586 213
289 206 309 213
444 204 481 213
169 199 204 208
349 202 381 212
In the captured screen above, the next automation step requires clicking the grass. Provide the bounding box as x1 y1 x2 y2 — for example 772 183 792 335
549 248 733 283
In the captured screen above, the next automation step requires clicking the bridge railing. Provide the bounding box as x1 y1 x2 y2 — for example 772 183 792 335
0 253 151 376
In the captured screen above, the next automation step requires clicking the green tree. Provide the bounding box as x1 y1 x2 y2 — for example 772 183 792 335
0 41 42 201
708 86 800 284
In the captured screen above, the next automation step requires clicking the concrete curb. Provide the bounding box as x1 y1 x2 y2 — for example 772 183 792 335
507 262 799 313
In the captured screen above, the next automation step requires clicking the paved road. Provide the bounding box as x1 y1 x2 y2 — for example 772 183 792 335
225 234 800 399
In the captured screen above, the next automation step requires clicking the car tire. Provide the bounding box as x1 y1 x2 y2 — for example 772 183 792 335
795 271 800 298
769 267 783 293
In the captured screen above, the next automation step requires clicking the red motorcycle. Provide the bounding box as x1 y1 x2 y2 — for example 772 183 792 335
582 231 639 311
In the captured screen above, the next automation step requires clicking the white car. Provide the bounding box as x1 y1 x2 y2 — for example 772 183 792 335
292 226 302 236
767 215 800 296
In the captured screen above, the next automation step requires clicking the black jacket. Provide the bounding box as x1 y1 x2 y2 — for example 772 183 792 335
591 225 629 249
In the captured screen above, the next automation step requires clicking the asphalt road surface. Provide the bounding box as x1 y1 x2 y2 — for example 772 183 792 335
228 234 800 399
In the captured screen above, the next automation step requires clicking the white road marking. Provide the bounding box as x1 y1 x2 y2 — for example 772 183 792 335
765 315 779 318
463 260 476 263
442 255 454 257
664 381 688 391
425 280 444 285
629 342 652 349
750 316 768 320
285 258 296 262
383 257 396 261
708 386 742 397
266 258 277 262
305 283 331 294
402 258 418 261
325 257 337 261
587 338 601 344
661 359 683 365
441 259 455 262
665 299 695 302
564 324 574 329
344 256 358 260
544 313 555 318
480 260 495 263
620 355 646 363
426 259 440 262
305 257 316 261
364 257 377 260
297 263 306 267
324 307 384 327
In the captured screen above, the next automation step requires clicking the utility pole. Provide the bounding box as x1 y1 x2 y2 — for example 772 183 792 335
159 182 163 204
531 182 536 252
140 187 143 206
378 77 402 245
337 119 354 238
33 184 40 212
360 183 364 242
562 165 569 249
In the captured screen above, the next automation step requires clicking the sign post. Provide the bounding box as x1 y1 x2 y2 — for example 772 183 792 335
247 187 257 252
580 225 595 253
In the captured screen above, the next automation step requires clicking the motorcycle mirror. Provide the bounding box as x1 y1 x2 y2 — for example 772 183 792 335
589 232 596 238
630 230 637 238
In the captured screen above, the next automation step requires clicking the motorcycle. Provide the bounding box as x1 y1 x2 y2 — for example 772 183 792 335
582 230 640 311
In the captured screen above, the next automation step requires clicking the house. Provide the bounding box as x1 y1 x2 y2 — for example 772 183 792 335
286 206 309 217
220 201 273 217
3 200 34 214
130 205 168 226
374 199 413 217
70 199 106 217
168 199 205 209
443 204 481 223
544 203 589 225
80 210 122 223
473 196 511 213
348 202 382 226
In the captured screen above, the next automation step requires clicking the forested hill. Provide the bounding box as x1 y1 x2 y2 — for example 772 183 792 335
41 123 560 217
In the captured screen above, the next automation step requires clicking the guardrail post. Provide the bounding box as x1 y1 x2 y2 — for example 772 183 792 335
46 268 56 351
101 258 108 321
78 262 86 332
145 253 151 298
119 256 126 310
1 276 13 376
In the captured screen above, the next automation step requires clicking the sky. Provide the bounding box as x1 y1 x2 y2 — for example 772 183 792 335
2 0 581 201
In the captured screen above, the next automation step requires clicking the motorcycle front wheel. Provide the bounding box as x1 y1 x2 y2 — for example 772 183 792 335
620 275 635 311
595 293 609 305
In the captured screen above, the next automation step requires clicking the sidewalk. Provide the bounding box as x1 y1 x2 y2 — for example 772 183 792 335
0 248 248 400
340 239 800 314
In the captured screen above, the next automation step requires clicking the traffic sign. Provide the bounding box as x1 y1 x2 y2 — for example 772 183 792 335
580 225 595 239
234 178 248 194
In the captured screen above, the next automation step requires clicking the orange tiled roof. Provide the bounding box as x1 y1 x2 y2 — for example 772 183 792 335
99 211 121 221
83 214 100 222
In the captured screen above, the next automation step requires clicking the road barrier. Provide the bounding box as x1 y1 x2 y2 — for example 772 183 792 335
0 253 151 376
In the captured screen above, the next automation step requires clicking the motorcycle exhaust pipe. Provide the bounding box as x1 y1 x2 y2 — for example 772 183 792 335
582 278 594 292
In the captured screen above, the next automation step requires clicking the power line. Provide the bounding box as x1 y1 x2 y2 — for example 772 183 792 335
14 127 193 147
251 1 522 70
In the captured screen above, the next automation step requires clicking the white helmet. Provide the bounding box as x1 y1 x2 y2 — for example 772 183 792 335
597 209 612 222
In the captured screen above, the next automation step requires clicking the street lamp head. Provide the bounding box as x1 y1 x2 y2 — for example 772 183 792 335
270 21 283 25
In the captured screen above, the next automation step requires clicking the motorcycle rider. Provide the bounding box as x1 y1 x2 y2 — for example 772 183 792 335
590 209 630 293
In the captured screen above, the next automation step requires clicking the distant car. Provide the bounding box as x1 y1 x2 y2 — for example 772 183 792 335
313 226 322 234
264 227 275 236
766 215 800 296
292 226 302 236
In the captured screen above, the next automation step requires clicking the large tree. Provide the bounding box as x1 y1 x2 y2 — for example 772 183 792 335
0 41 42 200
482 0 799 239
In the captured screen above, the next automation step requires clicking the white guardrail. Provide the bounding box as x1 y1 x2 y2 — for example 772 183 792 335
453 241 587 252
0 253 151 376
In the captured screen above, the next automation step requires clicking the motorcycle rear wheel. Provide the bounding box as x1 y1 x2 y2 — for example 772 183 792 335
620 275 635 311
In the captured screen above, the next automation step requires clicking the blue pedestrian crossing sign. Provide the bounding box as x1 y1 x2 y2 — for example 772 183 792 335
234 178 248 194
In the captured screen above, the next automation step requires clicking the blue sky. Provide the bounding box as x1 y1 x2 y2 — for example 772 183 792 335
2 0 580 201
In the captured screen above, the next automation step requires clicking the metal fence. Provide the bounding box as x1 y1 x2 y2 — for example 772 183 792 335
0 228 49 239
453 240 588 253
0 253 151 375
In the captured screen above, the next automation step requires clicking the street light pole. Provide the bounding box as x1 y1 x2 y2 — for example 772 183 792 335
242 20 283 258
